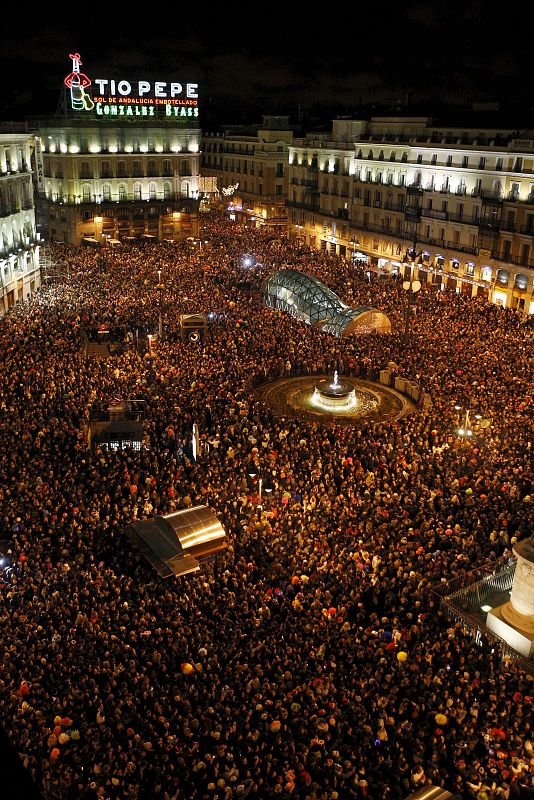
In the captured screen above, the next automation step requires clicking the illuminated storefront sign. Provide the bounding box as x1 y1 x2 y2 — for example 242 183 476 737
64 52 199 119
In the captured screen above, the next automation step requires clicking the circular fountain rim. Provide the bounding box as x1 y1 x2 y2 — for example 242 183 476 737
254 375 416 426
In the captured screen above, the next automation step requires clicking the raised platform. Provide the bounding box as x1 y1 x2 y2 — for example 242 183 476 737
487 603 534 658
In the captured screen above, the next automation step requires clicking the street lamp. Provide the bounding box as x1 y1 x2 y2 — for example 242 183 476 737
454 402 492 443
456 406 473 439
156 269 164 340
247 460 273 518
402 274 421 343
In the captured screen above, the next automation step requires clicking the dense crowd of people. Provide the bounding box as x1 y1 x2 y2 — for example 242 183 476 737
0 212 533 800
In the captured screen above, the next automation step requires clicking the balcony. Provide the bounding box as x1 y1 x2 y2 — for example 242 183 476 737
405 205 422 220
479 189 503 203
422 208 447 221
349 219 480 257
492 250 534 269
47 191 193 206
0 204 19 217
286 199 319 212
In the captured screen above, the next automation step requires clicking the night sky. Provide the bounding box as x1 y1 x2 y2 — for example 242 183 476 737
1 5 532 127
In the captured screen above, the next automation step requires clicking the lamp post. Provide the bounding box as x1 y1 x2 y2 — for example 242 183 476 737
456 405 473 439
402 273 421 343
454 402 492 445
248 460 273 519
349 237 360 261
156 269 163 340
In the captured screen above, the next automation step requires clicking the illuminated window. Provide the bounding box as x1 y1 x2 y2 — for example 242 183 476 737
509 182 520 200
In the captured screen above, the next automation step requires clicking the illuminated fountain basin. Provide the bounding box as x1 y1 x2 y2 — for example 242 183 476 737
255 375 412 425
312 371 357 411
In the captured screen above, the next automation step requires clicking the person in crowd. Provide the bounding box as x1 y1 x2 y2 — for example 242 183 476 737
0 212 532 800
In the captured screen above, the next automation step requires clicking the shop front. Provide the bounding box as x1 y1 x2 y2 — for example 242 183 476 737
460 279 473 296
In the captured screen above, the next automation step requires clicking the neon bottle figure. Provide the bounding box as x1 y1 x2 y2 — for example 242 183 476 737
64 53 93 111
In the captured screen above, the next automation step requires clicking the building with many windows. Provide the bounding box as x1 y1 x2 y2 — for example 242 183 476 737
287 117 534 313
0 126 40 316
31 117 201 245
201 116 293 234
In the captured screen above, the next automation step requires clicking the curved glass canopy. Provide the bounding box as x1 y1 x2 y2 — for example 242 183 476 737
262 268 391 337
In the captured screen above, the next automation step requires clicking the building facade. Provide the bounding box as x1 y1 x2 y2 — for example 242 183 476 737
31 117 201 245
201 116 292 233
287 117 534 313
0 127 40 316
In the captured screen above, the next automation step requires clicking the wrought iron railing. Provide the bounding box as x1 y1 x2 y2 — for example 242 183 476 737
431 559 534 674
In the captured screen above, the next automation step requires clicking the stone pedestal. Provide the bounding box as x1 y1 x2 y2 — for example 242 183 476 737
313 374 356 411
486 539 534 658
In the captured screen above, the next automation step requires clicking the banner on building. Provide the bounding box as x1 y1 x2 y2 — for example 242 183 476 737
34 137 44 192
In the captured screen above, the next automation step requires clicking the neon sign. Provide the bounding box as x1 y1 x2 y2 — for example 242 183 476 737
64 53 94 111
92 80 198 100
64 53 199 119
